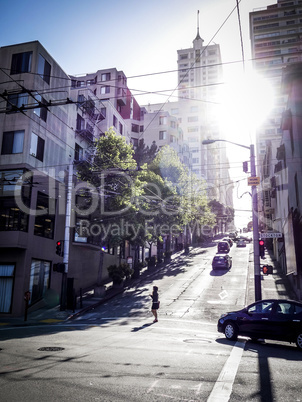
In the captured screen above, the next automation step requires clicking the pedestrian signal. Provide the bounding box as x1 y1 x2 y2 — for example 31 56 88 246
262 265 273 275
53 263 65 273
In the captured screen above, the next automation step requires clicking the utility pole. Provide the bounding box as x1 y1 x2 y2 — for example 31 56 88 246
61 162 73 310
250 144 261 301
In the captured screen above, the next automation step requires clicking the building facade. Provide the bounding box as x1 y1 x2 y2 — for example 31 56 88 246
249 0 302 296
249 0 302 231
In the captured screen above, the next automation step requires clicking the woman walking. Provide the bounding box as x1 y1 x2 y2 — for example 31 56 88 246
150 286 159 323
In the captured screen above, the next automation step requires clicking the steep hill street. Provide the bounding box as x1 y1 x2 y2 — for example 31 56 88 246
1 243 301 401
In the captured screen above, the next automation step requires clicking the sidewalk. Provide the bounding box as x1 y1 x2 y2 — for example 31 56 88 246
0 249 186 327
246 247 298 306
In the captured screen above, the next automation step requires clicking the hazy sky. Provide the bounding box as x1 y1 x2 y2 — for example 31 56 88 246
0 0 275 228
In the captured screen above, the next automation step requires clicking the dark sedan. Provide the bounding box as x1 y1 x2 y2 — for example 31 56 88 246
212 254 232 270
217 299 302 350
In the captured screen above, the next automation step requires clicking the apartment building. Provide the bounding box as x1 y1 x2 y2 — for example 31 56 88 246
249 0 302 230
272 63 302 298
1 42 170 316
143 25 233 220
0 41 79 316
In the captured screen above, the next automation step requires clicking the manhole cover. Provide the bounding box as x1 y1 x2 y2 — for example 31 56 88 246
38 347 64 352
183 339 212 344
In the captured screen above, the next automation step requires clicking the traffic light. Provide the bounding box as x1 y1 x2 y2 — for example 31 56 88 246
259 240 265 258
53 263 65 273
243 161 248 173
262 265 273 275
56 240 64 256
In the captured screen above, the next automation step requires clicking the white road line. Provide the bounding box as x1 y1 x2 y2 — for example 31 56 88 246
147 379 159 394
207 340 245 402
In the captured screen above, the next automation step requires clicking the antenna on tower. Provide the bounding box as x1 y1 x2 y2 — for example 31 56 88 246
195 10 201 40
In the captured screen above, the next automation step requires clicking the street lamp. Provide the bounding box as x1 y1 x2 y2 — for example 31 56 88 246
202 139 262 301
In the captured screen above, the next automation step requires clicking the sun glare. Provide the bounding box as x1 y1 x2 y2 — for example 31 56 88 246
217 71 275 141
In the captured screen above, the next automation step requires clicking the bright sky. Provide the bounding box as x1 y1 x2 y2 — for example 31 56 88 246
0 0 275 229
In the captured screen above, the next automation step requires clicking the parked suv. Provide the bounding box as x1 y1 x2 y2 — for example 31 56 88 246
217 241 230 253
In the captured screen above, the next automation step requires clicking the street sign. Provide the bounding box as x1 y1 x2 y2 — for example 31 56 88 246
248 176 260 186
260 232 283 238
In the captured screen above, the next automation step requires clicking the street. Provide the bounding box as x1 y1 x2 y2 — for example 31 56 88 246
1 243 301 402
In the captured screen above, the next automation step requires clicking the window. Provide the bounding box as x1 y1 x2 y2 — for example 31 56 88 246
159 131 167 140
29 260 50 306
76 114 85 131
75 143 83 161
10 51 32 74
0 264 15 313
113 115 117 128
6 92 28 113
0 196 29 232
37 54 51 84
100 107 106 118
30 133 45 161
131 124 139 133
131 138 138 147
77 81 85 87
33 94 47 122
188 116 198 122
248 301 274 314
192 158 199 164
87 77 96 86
34 192 55 239
101 86 110 94
188 127 198 132
170 121 176 129
119 122 123 135
159 116 167 125
1 130 24 154
101 73 111 81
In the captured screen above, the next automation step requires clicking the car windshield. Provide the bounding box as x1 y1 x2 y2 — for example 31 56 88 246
214 257 225 261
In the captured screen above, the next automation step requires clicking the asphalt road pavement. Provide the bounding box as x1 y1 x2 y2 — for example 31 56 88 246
1 242 301 402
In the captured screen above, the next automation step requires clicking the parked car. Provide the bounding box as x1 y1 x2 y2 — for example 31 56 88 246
222 237 233 247
217 241 230 253
212 254 232 270
239 235 252 243
236 239 246 247
217 299 302 350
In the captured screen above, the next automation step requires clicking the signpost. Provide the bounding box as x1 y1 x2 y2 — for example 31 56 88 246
260 232 283 238
248 176 260 186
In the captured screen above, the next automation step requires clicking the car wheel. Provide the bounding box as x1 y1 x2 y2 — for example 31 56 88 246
224 322 238 341
296 333 302 350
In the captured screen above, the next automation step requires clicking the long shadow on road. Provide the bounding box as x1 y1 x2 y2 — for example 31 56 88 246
216 337 302 401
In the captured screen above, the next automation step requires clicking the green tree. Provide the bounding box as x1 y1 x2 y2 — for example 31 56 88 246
133 139 158 167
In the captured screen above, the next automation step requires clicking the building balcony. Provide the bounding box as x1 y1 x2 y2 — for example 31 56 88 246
117 95 127 106
75 128 94 143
